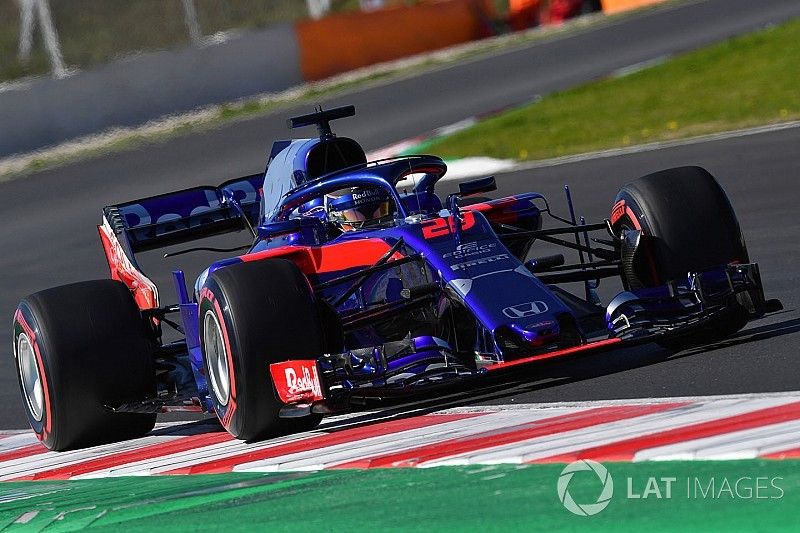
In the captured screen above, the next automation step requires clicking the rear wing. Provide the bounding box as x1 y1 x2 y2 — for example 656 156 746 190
98 173 263 311
102 174 263 253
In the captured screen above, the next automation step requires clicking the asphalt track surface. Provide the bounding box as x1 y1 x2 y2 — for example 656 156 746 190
2 0 800 429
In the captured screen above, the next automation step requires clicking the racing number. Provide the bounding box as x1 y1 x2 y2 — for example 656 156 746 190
421 212 476 239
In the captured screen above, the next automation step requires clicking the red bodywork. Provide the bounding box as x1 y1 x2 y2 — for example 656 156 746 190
240 238 404 277
98 222 158 311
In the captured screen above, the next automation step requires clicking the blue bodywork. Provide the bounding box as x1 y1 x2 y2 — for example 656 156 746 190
99 108 770 415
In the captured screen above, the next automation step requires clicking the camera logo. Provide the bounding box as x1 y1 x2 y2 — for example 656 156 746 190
557 460 614 516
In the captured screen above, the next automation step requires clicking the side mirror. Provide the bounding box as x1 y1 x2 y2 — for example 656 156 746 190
458 176 497 197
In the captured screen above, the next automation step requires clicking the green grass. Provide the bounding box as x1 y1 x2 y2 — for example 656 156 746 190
427 18 800 161
1 461 799 531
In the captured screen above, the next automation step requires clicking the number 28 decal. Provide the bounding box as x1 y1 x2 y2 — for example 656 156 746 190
421 211 477 240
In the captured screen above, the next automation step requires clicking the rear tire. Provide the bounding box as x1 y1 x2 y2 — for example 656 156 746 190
611 166 750 346
13 280 157 451
199 259 325 441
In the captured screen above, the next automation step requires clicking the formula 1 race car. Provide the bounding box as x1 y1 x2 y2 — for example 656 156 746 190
13 106 782 450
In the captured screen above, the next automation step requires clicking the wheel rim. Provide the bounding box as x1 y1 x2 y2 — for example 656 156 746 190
203 310 230 406
16 333 44 422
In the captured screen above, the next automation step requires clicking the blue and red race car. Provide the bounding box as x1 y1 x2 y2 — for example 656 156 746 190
13 106 781 450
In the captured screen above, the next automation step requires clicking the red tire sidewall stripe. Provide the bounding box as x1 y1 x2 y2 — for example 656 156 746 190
13 307 52 442
624 206 642 230
612 196 659 285
199 287 238 432
610 199 642 231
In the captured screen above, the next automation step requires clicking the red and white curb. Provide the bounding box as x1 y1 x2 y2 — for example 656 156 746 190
2 393 800 481
367 114 517 183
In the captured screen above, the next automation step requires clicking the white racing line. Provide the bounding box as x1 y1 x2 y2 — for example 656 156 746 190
2 391 800 480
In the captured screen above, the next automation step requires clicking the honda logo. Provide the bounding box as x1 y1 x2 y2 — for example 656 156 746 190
502 301 549 319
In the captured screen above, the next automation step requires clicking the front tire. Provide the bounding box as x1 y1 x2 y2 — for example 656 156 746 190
13 280 157 451
611 166 750 346
199 259 325 441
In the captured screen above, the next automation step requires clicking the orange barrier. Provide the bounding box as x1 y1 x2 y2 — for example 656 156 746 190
508 0 540 31
600 0 667 14
296 0 494 82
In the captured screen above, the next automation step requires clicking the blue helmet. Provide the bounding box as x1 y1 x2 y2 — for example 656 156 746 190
328 187 393 229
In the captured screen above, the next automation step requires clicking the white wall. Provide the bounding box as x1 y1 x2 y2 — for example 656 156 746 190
0 24 302 157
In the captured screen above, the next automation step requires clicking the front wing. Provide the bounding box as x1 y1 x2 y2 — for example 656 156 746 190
270 261 780 417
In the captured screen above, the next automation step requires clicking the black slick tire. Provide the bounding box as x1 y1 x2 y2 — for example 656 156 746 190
13 280 157 451
198 259 325 441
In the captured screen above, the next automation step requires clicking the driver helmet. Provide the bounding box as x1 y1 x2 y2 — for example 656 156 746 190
328 187 393 230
